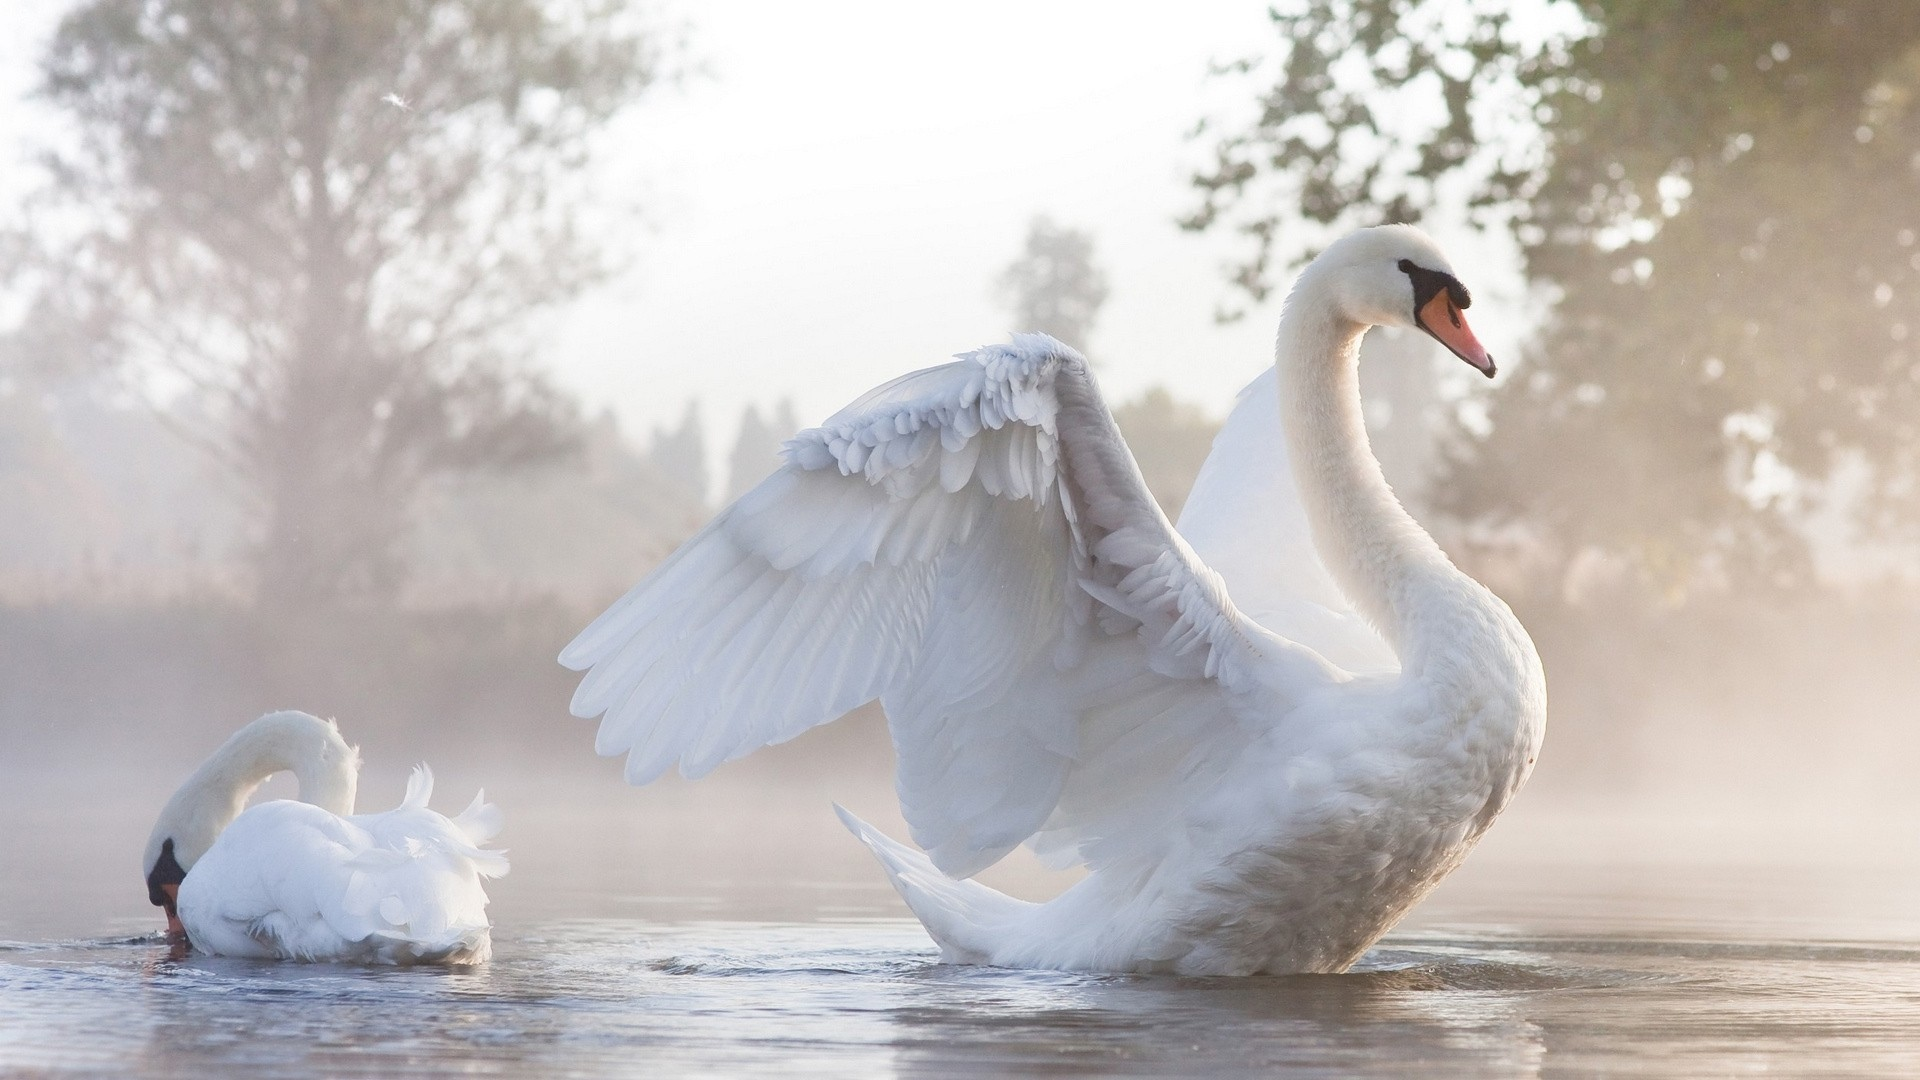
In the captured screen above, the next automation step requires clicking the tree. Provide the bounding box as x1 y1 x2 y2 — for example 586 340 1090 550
408 411 709 605
648 401 707 510
15 0 660 608
997 216 1111 352
725 399 798 504
1187 1 1920 595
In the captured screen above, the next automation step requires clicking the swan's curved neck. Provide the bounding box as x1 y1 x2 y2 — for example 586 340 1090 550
1276 289 1456 663
145 711 359 870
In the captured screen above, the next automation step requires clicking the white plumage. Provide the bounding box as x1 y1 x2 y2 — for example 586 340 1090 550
144 711 507 965
564 225 1545 974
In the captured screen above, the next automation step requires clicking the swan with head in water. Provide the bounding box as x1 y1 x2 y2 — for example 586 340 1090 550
142 710 508 964
562 225 1545 975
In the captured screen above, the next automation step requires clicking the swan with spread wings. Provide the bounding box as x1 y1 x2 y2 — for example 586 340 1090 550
562 225 1545 975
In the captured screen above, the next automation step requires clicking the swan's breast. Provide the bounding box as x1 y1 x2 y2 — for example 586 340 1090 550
1144 646 1541 974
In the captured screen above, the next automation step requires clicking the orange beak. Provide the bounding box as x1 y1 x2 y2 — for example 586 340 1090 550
1416 290 1496 378
161 883 185 937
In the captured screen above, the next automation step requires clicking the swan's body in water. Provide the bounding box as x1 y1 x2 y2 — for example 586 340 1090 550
142 711 508 964
563 225 1545 975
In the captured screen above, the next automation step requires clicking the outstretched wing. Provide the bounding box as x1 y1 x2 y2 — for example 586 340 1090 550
562 335 1340 877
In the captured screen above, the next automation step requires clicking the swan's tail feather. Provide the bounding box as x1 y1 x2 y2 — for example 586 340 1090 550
401 764 435 810
446 788 509 879
390 765 509 879
833 805 1031 965
452 788 505 845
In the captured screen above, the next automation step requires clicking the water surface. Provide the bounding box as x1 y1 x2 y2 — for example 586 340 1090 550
10 919 1920 1077
6 771 1920 1077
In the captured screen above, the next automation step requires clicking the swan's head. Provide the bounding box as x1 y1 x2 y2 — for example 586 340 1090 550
1301 224 1496 378
142 710 359 937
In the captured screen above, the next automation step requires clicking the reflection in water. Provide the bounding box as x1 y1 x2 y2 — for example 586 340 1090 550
882 942 1558 1078
8 923 1920 1077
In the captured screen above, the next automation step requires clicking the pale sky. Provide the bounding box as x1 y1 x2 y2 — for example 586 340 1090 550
549 1 1528 457
1 0 1528 464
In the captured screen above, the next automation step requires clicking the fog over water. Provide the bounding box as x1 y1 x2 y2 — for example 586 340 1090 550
9 745 1920 1077
9 620 1920 1076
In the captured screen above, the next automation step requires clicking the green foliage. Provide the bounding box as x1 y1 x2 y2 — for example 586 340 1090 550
1191 1 1920 594
16 0 660 607
1184 0 1567 311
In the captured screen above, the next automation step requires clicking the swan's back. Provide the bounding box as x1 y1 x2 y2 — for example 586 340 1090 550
176 767 506 964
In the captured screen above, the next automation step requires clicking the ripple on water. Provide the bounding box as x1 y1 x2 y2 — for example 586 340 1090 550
6 922 1920 1078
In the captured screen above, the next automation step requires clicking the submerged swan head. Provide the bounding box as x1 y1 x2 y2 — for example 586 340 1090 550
142 710 359 935
1291 224 1496 378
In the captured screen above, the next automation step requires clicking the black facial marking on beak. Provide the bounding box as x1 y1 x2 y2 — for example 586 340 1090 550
1399 258 1494 377
147 837 186 908
1398 258 1471 312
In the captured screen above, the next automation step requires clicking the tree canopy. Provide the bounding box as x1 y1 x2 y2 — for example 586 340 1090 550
13 0 659 607
997 216 1111 353
1189 1 1920 596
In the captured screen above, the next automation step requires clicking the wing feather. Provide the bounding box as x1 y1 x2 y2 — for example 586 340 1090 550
564 334 1345 876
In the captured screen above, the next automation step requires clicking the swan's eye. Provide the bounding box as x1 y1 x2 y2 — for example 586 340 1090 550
1397 258 1471 313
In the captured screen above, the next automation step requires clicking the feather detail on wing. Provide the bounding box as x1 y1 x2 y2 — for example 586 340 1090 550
563 334 1341 877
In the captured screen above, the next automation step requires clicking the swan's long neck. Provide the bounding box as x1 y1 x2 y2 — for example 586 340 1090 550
145 711 359 871
1276 288 1458 665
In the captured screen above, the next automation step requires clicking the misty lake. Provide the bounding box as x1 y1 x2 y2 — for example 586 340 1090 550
5 767 1920 1077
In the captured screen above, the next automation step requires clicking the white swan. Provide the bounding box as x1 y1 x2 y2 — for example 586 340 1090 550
562 225 1545 975
142 710 508 964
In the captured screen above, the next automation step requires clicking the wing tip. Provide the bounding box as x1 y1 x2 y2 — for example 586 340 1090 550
831 801 865 837
620 752 675 787
557 629 602 673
